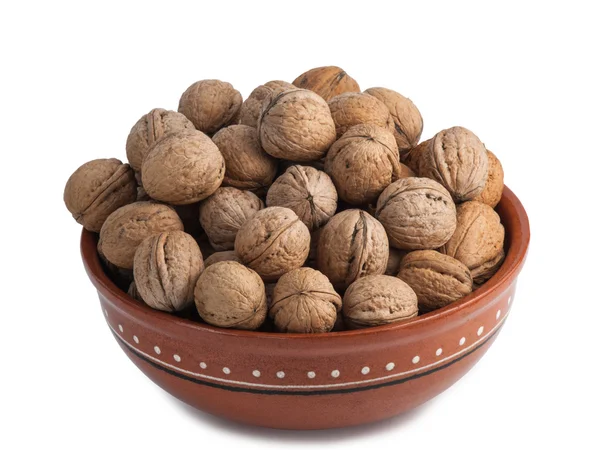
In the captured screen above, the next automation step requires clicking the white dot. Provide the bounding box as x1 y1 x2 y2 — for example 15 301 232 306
307 371 316 379
496 309 502 320
252 370 261 378
154 346 161 355
133 335 139 344
459 337 466 346
104 309 108 317
385 362 395 371
508 295 512 304
173 354 181 362
331 370 340 378
412 356 420 364
361 366 370 375
222 367 231 375
199 362 207 369
276 371 285 379
118 324 123 333
436 348 443 356
477 326 484 336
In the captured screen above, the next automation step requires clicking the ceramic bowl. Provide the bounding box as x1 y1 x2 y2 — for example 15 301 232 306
81 186 529 430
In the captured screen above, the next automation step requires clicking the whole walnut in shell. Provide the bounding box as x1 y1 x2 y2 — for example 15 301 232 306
204 250 241 267
376 177 457 250
473 150 504 208
328 92 393 138
317 209 389 290
64 158 137 232
266 165 337 231
343 275 418 328
403 138 431 173
238 80 295 127
194 261 267 330
257 89 336 162
142 130 225 205
292 66 360 101
234 207 311 281
133 231 204 312
199 187 264 251
269 267 342 333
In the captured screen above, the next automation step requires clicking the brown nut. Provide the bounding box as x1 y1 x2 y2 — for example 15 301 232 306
194 261 267 330
64 158 137 232
473 150 504 208
403 138 431 173
292 66 360 101
328 92 394 138
385 248 409 276
305 227 322 268
238 80 295 127
204 251 242 267
269 267 342 333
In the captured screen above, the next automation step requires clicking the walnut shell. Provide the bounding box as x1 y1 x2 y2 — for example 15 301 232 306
238 80 295 127
473 150 504 208
64 158 137 232
257 89 336 162
317 209 389 290
292 66 360 101
269 267 342 333
397 250 472 313
234 206 310 281
266 165 337 231
328 92 394 138
199 187 264 251
204 251 241 267
403 138 431 173
305 227 322 268
194 261 267 330
385 248 408 276
376 177 457 250
142 130 225 205
343 275 418 328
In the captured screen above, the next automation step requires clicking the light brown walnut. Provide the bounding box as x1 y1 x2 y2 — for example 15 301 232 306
385 248 409 276
473 150 504 208
204 251 241 267
328 92 394 138
403 138 431 173
292 66 360 101
238 80 295 127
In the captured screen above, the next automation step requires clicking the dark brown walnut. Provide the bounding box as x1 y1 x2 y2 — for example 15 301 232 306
270 267 342 333
292 66 360 101
234 207 311 281
376 177 457 250
133 231 204 312
343 275 418 328
403 138 431 173
64 158 137 232
238 80 295 127
127 281 142 302
178 79 242 135
385 248 409 276
473 150 504 208
397 250 472 313
199 187 264 251
266 165 337 231
257 89 336 162
142 130 225 205
317 209 389 290
194 261 267 330
204 251 241 267
98 202 184 269
328 92 394 138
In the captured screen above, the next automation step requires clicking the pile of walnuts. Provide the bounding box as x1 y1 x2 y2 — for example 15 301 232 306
64 66 506 334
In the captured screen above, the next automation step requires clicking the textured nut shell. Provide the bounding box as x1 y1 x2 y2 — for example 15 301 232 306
199 187 264 251
403 138 431 172
266 165 337 231
328 92 394 138
473 150 504 208
204 251 241 267
376 177 457 250
234 207 310 281
343 275 418 328
64 158 137 232
133 231 204 312
397 250 472 313
98 247 134 290
142 131 225 205
472 247 505 285
317 209 389 290
292 66 360 101
269 268 342 333
258 89 336 162
238 81 295 127
98 202 184 269
385 248 408 276
194 261 267 330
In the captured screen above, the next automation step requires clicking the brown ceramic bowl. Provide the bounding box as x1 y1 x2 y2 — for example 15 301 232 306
82 186 529 430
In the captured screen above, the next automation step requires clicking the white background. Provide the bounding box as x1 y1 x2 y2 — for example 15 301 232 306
1 1 598 448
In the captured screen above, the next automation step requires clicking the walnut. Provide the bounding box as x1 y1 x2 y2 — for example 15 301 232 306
376 177 456 250
305 227 322 268
317 209 389 290
403 138 430 172
269 267 342 333
266 165 337 231
238 80 295 127
98 201 184 269
292 66 360 101
234 206 310 281
325 124 401 205
64 158 137 232
257 89 336 162
178 80 242 135
385 248 408 276
127 281 142 302
142 130 225 205
397 250 472 313
473 150 504 208
98 246 134 290
133 231 204 312
204 251 241 267
328 92 393 138
343 275 418 328
199 187 264 251
194 261 267 330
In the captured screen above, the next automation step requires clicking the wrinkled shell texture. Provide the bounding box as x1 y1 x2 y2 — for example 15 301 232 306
178 80 242 135
194 261 267 330
343 275 418 328
328 92 393 138
199 187 264 251
420 126 489 202
258 89 336 162
270 268 342 333
133 231 204 312
292 66 360 101
317 209 389 290
212 125 278 192
325 124 401 205
125 109 195 171
266 165 337 231
98 202 184 269
64 158 137 232
204 250 241 267
403 138 431 172
473 150 504 208
385 248 408 276
234 207 311 281
397 250 472 313
142 131 225 205
238 81 295 127
376 177 457 250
